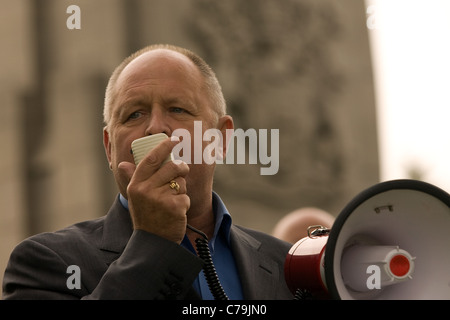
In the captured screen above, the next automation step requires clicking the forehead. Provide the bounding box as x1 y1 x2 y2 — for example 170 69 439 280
117 49 201 89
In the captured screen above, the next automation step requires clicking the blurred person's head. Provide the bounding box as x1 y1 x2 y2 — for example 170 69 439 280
272 207 335 243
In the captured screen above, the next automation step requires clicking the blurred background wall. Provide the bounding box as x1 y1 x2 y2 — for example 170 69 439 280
0 0 379 293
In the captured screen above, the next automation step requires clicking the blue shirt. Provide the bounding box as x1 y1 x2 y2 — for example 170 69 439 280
118 192 243 300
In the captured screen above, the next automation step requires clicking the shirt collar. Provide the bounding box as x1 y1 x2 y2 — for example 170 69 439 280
211 191 232 244
119 193 129 210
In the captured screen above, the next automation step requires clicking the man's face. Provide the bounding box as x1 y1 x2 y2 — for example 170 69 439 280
103 49 217 197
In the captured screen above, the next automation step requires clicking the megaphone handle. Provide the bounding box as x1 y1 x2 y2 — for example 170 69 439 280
307 225 331 238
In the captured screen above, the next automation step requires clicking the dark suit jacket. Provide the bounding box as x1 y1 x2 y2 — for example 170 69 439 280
2 195 294 300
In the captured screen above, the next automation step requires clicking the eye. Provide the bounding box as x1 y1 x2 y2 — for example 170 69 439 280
169 107 186 114
127 111 142 121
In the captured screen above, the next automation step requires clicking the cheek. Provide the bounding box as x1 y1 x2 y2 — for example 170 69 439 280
110 134 137 165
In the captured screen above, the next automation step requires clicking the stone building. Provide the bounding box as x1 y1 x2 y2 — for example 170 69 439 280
0 0 378 293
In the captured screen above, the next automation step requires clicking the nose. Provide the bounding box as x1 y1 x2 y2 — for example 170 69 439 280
144 107 171 136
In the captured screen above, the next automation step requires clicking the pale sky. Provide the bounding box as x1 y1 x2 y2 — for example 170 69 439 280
366 0 450 193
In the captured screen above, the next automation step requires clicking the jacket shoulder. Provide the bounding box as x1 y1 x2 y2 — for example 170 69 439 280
233 225 292 248
21 216 106 251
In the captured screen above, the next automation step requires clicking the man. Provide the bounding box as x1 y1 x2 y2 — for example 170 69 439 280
2 44 294 300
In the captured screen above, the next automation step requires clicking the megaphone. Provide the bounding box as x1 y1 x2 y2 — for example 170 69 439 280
284 179 450 299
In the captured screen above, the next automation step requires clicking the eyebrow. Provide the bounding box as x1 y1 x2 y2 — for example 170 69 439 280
162 96 197 109
119 98 147 110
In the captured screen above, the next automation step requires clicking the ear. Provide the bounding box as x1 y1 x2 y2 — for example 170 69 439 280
103 126 112 168
217 115 234 160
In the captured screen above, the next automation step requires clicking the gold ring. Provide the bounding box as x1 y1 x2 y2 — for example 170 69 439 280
169 180 180 193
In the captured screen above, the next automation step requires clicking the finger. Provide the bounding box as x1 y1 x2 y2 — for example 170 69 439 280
167 177 187 195
152 160 190 188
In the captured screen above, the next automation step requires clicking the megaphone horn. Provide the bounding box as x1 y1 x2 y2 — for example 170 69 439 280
284 179 450 300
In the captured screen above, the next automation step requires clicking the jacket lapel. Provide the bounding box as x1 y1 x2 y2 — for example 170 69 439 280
230 226 280 299
99 196 133 265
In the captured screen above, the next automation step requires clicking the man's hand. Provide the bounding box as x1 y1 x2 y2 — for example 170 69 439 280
117 137 190 244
